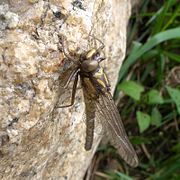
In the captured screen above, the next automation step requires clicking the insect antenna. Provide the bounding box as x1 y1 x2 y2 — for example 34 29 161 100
89 34 105 51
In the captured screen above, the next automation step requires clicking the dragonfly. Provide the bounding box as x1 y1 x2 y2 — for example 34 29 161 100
58 36 139 167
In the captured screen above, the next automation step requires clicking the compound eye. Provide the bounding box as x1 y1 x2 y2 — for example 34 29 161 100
92 52 100 59
81 60 98 72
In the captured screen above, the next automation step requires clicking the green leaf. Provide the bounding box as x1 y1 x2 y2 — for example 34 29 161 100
141 49 159 60
136 111 151 133
147 89 164 104
130 136 152 145
163 51 180 63
118 81 144 101
115 172 133 180
151 154 180 179
141 63 155 82
166 86 180 115
162 2 180 30
130 41 142 54
157 54 166 83
118 27 180 82
172 142 180 153
152 0 176 34
145 7 163 27
151 107 162 127
106 171 133 180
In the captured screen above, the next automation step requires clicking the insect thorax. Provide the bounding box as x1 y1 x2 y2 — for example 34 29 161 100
92 67 110 91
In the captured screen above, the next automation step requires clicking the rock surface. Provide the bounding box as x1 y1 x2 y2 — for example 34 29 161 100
0 0 132 179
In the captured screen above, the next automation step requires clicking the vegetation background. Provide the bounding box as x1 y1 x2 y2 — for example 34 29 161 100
90 0 180 179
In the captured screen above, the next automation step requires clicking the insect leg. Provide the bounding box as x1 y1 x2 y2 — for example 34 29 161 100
63 68 79 89
57 71 79 108
58 35 75 61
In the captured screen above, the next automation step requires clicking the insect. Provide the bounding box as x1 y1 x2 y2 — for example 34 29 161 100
58 36 139 167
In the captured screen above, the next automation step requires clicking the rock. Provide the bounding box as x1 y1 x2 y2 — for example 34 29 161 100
0 0 132 179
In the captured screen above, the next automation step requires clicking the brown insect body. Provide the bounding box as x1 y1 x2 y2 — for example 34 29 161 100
79 49 110 151
60 40 139 167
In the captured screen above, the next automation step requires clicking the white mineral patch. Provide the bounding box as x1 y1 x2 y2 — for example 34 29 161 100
5 12 19 29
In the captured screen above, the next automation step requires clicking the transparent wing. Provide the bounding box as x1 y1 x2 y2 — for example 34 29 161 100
57 58 78 106
59 58 78 88
96 92 139 167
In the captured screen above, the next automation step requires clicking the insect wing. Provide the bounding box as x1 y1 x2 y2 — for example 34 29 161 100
59 58 78 88
57 59 78 106
96 92 139 167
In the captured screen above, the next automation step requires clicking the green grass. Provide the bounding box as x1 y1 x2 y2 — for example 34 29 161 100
94 0 180 179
